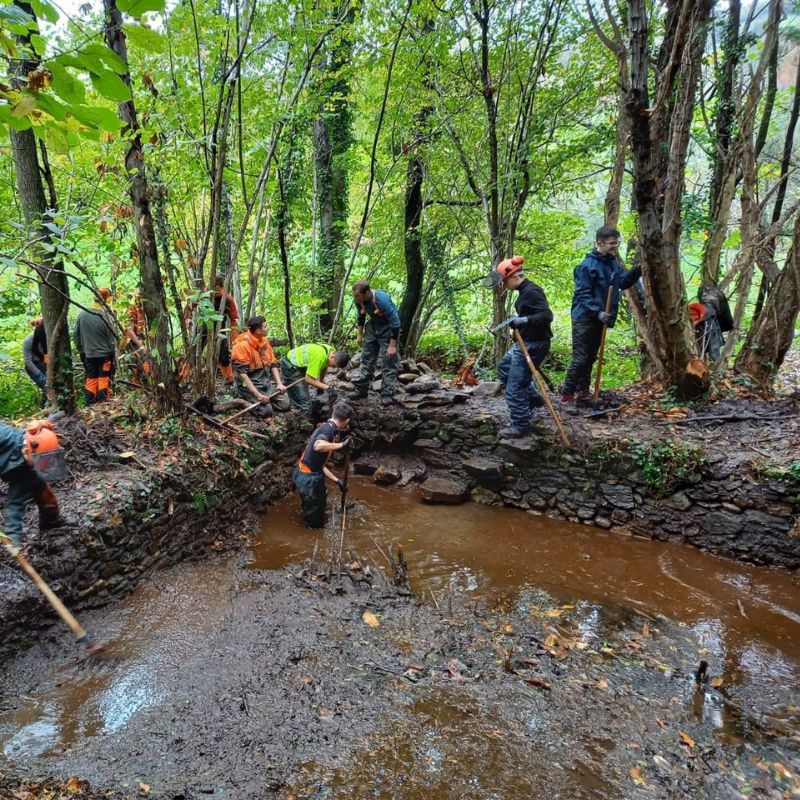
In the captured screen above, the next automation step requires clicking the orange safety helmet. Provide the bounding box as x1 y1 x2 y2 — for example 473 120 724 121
23 420 68 482
482 255 525 288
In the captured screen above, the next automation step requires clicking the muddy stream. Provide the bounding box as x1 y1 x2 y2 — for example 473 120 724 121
2 480 799 798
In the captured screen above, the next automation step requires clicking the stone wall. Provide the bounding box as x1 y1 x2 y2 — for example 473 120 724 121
353 400 800 570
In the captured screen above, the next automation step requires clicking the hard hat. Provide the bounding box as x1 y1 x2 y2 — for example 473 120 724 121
23 420 68 482
482 255 525 288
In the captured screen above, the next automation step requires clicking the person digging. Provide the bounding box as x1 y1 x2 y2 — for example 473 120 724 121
0 420 71 555
484 255 554 439
230 316 290 418
293 402 353 529
561 226 641 408
281 343 350 416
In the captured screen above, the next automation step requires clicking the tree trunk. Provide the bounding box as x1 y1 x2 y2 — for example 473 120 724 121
10 1 75 413
103 0 182 414
625 0 713 396
701 0 740 284
312 4 354 334
276 165 295 349
399 152 425 353
605 55 629 228
734 215 800 390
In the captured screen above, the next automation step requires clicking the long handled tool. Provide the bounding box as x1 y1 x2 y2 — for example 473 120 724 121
1 534 102 653
511 329 571 448
592 286 615 411
336 449 352 580
220 377 305 425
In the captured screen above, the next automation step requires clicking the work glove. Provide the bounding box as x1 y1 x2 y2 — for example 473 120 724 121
598 311 611 325
336 478 348 494
508 316 528 329
339 438 352 452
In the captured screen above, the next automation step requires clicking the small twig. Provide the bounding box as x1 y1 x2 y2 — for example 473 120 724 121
429 586 441 612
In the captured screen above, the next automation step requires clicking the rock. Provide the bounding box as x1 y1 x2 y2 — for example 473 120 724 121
471 381 503 398
461 457 504 485
599 483 635 510
374 458 402 485
496 438 538 466
664 491 692 511
595 517 612 529
399 461 427 486
398 373 418 384
413 438 442 449
417 476 469 505
406 375 441 394
400 358 418 373
353 453 381 476
417 362 433 374
721 502 742 514
472 486 502 506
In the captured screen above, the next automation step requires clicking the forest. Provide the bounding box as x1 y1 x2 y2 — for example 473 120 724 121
0 0 799 412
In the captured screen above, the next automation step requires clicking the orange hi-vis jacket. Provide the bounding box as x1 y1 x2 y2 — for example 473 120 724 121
231 331 277 374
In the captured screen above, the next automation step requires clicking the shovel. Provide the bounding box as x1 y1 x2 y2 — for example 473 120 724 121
220 377 305 425
592 286 615 411
1 534 105 654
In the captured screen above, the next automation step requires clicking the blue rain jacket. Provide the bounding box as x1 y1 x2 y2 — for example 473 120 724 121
571 250 641 328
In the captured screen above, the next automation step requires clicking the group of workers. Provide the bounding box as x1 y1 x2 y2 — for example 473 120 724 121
9 226 729 536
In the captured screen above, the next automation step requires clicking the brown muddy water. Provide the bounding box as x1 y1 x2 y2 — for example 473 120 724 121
1 479 799 798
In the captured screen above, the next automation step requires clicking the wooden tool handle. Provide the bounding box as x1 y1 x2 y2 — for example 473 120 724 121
9 547 87 641
593 285 615 403
220 377 306 425
513 330 570 448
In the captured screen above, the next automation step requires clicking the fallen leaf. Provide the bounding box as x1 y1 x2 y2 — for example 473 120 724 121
679 731 696 748
362 611 380 628
66 777 87 794
710 676 724 688
138 783 151 796
652 754 670 771
525 676 551 691
503 623 514 634
641 622 650 637
774 762 792 779
630 766 646 786
596 678 609 690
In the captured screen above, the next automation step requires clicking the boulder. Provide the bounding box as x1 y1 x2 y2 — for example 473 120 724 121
417 476 469 505
417 361 433 374
461 457 504 484
471 381 503 398
374 458 402 485
406 375 441 394
398 373 418 384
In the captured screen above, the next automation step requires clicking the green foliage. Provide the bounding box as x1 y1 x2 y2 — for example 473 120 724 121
192 490 208 514
632 440 707 497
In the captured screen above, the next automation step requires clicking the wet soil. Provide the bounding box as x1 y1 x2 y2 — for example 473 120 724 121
2 481 799 799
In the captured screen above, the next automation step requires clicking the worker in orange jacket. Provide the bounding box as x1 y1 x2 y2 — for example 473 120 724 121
231 316 290 417
0 420 70 552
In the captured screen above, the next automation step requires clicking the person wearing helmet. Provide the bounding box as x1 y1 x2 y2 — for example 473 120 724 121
484 255 554 439
348 281 402 407
0 420 69 551
73 288 118 405
561 226 641 406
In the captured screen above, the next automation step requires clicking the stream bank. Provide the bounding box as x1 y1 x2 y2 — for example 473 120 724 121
1 379 799 652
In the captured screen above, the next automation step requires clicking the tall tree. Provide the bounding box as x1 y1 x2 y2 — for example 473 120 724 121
103 0 182 413
623 0 714 395
312 1 355 334
735 215 800 390
9 0 76 413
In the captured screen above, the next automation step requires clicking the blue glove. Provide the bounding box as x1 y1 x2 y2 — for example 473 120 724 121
508 316 528 329
598 311 611 325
